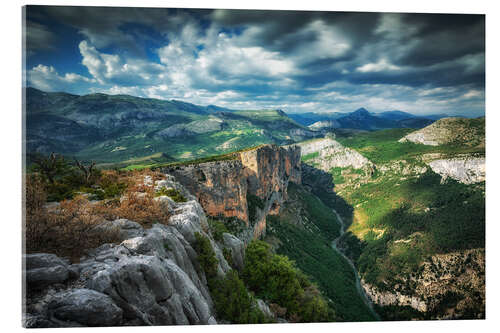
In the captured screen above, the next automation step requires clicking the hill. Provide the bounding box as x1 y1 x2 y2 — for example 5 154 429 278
399 117 485 147
25 88 318 165
299 124 485 320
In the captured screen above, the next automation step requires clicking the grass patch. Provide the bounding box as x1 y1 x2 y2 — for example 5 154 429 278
301 152 319 161
330 167 345 184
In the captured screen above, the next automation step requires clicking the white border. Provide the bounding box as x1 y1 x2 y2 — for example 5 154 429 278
2 1 499 333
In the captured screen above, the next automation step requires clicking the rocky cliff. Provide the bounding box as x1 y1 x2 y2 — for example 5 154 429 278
298 138 374 172
163 144 301 241
362 248 485 319
428 157 485 184
23 176 246 327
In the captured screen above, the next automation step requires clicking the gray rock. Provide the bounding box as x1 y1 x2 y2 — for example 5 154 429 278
47 289 123 326
24 176 246 327
154 195 177 212
256 299 274 318
222 233 245 271
428 157 485 184
95 219 144 241
25 253 70 289
297 138 373 171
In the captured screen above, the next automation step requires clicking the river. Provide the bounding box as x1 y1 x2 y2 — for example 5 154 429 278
330 208 381 321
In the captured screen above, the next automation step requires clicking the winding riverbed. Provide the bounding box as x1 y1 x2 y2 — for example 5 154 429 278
330 209 381 321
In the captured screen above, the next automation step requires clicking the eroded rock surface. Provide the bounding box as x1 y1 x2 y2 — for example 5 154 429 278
362 249 485 319
24 179 235 327
164 144 301 240
428 157 485 184
298 138 373 171
398 117 485 147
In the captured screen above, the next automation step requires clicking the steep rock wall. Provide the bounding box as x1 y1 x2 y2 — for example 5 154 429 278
164 144 301 240
428 157 485 184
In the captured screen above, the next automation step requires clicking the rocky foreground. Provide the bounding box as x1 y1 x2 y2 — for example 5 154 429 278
24 175 248 327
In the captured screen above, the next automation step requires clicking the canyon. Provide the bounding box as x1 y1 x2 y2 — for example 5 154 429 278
163 144 301 241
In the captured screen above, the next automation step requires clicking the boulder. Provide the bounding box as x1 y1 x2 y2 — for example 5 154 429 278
47 289 123 326
25 253 70 289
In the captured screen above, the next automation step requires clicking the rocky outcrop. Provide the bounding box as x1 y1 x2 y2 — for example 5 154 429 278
398 117 485 147
308 120 341 131
25 253 73 290
362 248 485 319
24 178 237 327
427 157 485 184
362 281 428 312
298 138 373 171
164 144 301 240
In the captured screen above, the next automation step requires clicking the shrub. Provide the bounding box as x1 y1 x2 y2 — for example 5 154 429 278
242 240 332 322
31 152 71 184
25 175 121 261
211 270 272 324
192 233 271 324
247 193 265 222
155 187 187 202
223 248 234 268
193 232 218 283
113 189 170 227
208 218 229 242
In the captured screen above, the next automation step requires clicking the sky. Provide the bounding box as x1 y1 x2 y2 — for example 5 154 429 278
24 6 485 117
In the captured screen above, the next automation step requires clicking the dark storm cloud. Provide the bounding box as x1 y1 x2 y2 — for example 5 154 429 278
25 20 55 55
396 14 485 67
212 9 381 57
25 6 485 116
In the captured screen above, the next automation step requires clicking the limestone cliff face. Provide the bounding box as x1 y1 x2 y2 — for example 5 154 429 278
298 138 373 171
428 157 485 184
165 160 249 224
164 144 301 240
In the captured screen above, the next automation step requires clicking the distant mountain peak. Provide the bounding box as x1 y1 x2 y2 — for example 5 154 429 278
351 108 370 116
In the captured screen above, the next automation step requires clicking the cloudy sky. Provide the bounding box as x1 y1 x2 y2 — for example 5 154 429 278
24 6 485 116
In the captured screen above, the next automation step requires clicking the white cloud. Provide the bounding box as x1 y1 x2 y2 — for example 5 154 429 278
79 40 167 86
28 64 95 92
356 58 401 73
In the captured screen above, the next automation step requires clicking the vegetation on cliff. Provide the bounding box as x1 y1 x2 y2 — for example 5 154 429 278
316 126 486 319
265 182 375 321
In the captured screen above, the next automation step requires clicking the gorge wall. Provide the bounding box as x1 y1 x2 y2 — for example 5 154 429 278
163 144 301 241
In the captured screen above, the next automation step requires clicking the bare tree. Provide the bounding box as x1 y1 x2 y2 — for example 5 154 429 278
74 158 96 185
32 152 68 184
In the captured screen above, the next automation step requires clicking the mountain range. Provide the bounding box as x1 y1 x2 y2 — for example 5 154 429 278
25 88 446 166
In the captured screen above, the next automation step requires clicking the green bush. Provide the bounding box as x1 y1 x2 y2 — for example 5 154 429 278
208 218 229 242
242 240 333 322
247 193 265 223
192 233 270 323
211 270 272 324
193 232 218 283
223 248 234 268
155 187 187 202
